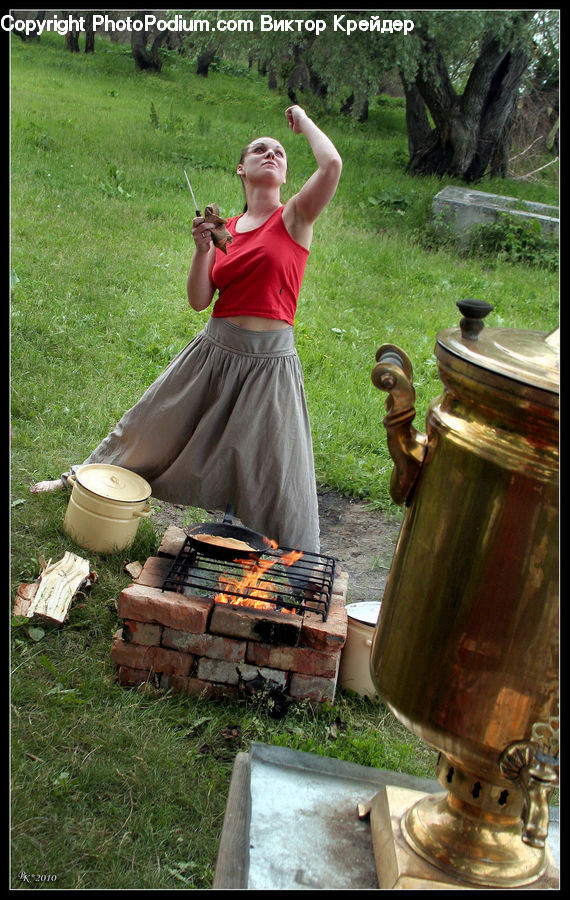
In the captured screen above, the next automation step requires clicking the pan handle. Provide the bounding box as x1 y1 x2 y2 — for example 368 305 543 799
222 504 234 525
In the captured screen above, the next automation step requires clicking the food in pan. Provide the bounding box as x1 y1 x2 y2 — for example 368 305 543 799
192 533 257 552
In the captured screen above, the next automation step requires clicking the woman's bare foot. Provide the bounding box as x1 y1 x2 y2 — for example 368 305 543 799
30 479 66 494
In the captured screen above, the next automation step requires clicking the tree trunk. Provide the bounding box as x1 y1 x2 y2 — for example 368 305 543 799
340 93 369 123
407 26 529 180
150 32 166 70
66 29 80 52
284 45 328 105
464 45 528 179
84 13 94 53
309 69 328 102
489 105 515 177
19 10 45 41
402 78 432 160
131 13 163 72
196 48 215 76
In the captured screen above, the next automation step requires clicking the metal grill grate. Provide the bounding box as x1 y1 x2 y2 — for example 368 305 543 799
162 538 336 621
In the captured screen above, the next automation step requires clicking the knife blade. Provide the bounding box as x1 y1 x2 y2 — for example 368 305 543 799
183 169 200 216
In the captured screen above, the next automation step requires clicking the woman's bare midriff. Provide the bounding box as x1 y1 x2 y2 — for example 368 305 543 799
222 315 290 331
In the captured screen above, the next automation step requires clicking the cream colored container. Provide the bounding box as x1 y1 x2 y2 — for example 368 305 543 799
339 601 381 698
64 464 152 553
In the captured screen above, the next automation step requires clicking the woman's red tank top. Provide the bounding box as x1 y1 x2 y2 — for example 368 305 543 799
211 206 309 325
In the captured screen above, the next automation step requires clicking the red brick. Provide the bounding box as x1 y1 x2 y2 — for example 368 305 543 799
122 619 162 647
210 602 301 645
247 642 340 678
162 627 246 662
331 570 349 597
135 555 174 588
157 525 187 558
116 665 153 687
158 672 239 699
181 677 238 700
289 672 338 703
111 629 193 676
118 583 212 633
157 672 188 693
300 580 348 651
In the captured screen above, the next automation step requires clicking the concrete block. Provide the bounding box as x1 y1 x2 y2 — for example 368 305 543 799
431 185 559 246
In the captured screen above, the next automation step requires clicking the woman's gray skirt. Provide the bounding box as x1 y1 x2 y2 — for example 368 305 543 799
80 317 320 552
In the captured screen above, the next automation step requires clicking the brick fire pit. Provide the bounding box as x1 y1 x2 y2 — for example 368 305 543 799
111 525 348 704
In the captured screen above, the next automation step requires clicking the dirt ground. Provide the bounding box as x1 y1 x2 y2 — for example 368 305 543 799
149 490 403 604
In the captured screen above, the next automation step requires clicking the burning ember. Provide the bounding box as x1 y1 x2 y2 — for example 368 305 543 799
215 547 304 614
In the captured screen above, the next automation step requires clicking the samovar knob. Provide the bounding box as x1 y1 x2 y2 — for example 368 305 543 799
457 298 494 340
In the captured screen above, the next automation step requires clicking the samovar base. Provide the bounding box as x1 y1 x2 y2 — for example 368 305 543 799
368 786 559 890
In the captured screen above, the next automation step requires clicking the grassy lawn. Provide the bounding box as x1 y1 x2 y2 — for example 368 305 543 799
10 34 558 889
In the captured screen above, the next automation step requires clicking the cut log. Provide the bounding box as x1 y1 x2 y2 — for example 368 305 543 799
13 552 96 624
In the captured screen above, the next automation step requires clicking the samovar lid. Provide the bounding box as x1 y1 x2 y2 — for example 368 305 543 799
437 299 559 395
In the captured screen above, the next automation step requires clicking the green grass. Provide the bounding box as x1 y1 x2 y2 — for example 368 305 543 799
10 34 558 889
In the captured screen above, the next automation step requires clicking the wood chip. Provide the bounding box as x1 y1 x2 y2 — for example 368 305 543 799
124 561 143 579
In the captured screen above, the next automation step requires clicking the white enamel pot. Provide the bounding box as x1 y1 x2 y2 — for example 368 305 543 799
338 601 381 698
63 464 152 553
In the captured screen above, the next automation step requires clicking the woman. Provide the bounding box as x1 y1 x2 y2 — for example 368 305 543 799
32 105 342 552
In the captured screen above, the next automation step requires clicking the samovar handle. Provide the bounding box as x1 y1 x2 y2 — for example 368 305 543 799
371 345 428 506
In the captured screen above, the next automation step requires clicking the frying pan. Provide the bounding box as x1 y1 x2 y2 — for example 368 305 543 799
186 504 273 561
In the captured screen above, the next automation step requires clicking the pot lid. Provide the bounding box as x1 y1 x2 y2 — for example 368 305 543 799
346 601 381 626
436 300 559 394
75 464 152 502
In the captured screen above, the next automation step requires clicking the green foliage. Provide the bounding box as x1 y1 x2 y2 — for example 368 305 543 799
149 100 184 134
360 190 411 211
270 701 434 773
100 164 132 199
467 214 559 270
421 211 559 271
182 9 556 126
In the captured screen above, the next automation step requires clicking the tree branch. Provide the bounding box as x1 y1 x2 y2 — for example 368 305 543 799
513 156 559 180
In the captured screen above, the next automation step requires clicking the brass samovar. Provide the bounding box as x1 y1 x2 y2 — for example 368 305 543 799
368 299 558 888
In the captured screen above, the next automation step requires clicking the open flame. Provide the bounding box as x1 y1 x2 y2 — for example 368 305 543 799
215 542 303 614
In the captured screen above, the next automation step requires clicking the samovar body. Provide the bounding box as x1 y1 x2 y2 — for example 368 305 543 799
370 301 559 887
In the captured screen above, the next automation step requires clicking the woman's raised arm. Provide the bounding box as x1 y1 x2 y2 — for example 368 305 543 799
284 106 342 234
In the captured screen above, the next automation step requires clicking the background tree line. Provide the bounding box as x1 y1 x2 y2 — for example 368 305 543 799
13 9 559 183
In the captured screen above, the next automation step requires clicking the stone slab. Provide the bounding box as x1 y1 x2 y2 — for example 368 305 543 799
432 185 559 245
